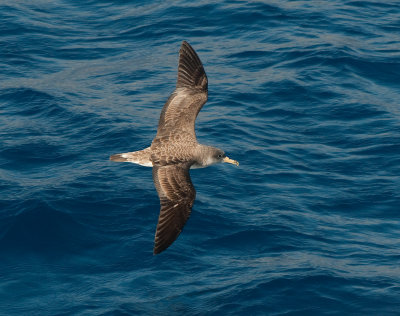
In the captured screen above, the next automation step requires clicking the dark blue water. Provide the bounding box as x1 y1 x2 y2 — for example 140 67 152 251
1 1 400 315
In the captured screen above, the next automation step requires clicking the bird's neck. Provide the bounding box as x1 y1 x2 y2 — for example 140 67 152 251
191 144 216 169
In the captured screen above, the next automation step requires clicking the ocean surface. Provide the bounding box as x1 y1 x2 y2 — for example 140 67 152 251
1 1 400 315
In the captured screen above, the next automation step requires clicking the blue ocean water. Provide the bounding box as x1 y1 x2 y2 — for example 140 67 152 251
1 0 400 314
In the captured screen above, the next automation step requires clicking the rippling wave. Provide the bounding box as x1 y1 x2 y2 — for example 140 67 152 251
1 1 399 315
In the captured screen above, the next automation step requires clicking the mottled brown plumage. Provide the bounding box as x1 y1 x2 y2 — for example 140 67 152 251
110 41 238 254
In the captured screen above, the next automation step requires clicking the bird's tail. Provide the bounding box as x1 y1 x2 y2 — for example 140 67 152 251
110 147 153 167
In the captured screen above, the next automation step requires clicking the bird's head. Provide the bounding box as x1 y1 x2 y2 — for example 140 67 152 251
203 147 239 167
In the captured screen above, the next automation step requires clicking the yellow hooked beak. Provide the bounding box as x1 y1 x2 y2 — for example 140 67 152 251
223 156 239 166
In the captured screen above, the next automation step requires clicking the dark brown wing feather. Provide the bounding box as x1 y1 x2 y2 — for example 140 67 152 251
177 41 208 91
154 41 208 140
152 163 196 254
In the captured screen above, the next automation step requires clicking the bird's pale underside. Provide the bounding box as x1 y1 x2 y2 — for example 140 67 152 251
110 41 238 254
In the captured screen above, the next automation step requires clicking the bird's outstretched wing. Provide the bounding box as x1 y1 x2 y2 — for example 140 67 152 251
154 41 208 140
152 163 196 254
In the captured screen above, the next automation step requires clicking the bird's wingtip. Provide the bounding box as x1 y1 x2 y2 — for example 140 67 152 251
177 40 208 91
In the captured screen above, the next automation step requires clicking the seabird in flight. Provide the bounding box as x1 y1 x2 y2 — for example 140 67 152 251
110 41 239 254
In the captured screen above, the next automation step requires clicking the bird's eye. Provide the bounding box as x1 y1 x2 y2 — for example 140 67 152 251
218 154 222 158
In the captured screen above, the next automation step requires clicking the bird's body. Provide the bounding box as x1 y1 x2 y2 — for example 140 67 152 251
110 41 238 254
